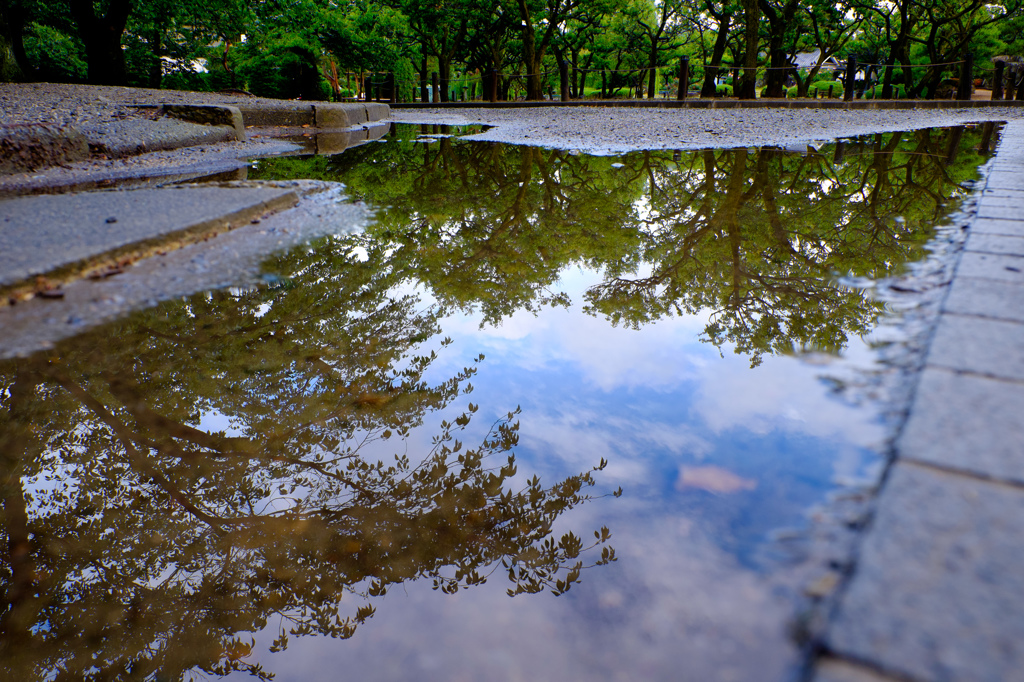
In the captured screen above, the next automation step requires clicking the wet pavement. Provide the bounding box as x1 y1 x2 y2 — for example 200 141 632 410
0 122 1013 681
0 185 297 292
814 119 1024 682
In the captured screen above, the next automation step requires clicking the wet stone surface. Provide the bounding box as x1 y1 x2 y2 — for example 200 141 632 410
827 463 1024 682
0 124 995 681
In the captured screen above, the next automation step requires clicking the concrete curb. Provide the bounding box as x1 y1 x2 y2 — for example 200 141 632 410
0 100 393 177
85 114 242 159
0 123 90 174
238 101 391 127
0 185 299 305
393 98 1024 110
162 104 246 140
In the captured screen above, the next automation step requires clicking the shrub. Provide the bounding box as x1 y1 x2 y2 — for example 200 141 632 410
24 23 86 82
236 36 330 100
865 84 906 99
809 80 844 98
715 84 733 97
786 80 844 98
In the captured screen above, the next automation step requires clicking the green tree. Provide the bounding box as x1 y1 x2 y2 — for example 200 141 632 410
516 0 610 99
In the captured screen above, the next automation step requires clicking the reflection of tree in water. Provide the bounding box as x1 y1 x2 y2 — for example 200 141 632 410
586 128 985 365
258 133 646 325
0 236 617 680
263 125 986 366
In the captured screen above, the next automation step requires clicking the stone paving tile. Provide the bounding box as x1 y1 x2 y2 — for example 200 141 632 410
827 463 1024 682
814 658 903 682
944 277 1024 322
956 251 1024 283
899 367 1024 484
971 217 1024 236
984 176 1024 192
980 188 1024 199
974 194 1024 208
964 233 1024 256
928 313 1024 380
977 204 1024 221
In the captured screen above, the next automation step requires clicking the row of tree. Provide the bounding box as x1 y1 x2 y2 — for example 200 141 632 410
1 0 1023 100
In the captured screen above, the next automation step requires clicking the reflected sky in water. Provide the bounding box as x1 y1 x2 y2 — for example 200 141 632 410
0 124 994 681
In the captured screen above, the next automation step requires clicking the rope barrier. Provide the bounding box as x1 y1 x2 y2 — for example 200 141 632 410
352 59 970 85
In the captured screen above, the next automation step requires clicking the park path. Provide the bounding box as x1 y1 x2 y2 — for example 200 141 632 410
815 120 1024 682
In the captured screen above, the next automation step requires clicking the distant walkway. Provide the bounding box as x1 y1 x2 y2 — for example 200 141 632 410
393 97 1024 111
814 120 1024 682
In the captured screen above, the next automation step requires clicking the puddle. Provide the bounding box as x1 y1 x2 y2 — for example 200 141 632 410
0 123 996 680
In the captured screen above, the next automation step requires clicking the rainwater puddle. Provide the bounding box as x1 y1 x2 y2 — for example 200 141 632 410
0 123 998 681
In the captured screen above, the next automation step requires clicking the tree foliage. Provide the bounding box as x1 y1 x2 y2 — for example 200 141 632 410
3 0 1021 99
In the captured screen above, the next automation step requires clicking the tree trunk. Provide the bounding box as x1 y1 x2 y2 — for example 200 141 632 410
0 1 27 81
570 49 579 97
701 14 732 97
892 0 914 98
69 0 132 86
420 55 429 103
767 47 788 98
147 27 162 89
439 56 452 103
517 0 544 100
739 0 759 99
647 46 659 99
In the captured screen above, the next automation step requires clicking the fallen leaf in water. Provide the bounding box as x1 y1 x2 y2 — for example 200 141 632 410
804 570 841 598
677 465 757 494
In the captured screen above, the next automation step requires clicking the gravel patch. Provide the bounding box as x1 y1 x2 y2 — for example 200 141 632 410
392 106 1024 154
0 82 300 129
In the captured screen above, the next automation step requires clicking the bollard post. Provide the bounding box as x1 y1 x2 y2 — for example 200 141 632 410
1007 65 1017 100
431 72 439 104
828 84 834 99
677 57 689 101
1017 65 1024 101
956 52 973 101
389 72 396 104
489 68 498 103
559 59 570 101
993 60 1005 100
844 56 857 101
